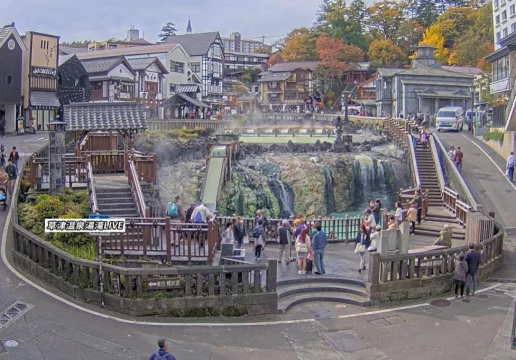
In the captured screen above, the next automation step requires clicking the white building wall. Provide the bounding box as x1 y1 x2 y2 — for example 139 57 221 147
107 64 134 80
493 0 516 49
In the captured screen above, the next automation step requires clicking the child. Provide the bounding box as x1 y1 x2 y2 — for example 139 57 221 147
420 129 428 149
407 203 417 235
454 253 468 299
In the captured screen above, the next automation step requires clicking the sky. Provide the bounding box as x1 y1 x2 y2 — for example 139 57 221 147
0 0 333 43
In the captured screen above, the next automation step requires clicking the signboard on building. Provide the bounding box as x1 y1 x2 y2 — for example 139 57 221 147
32 67 57 77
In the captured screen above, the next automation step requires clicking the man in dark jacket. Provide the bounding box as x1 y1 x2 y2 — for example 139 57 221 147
313 224 327 275
465 243 481 296
5 160 16 197
149 338 176 360
185 202 196 223
8 146 19 174
233 216 246 249
278 220 292 263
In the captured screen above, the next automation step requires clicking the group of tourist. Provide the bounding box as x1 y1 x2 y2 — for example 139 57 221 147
454 243 481 299
447 146 464 172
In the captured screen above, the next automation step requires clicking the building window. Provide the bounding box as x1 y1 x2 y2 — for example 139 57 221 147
40 40 49 50
109 44 117 49
6 75 13 85
502 10 507 21
495 0 499 8
496 15 500 24
497 32 501 41
511 4 515 15
503 28 508 37
99 45 106 50
512 23 516 32
191 62 201 73
492 55 509 81
169 84 176 93
170 61 184 73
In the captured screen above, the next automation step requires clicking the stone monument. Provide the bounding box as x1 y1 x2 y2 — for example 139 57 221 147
48 121 67 195
333 116 351 152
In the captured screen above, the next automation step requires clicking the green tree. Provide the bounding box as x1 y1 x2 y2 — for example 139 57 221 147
344 0 369 50
240 68 262 86
158 22 178 43
368 39 406 67
417 0 439 28
365 0 407 43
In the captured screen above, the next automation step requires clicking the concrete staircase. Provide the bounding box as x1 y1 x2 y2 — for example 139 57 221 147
94 175 139 218
277 277 370 313
415 142 442 207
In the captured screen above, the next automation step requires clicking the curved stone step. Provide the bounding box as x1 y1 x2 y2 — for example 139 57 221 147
277 276 366 288
278 282 368 299
278 291 370 313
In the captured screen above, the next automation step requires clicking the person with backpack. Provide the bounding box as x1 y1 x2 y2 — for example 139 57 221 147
252 220 265 260
149 338 176 360
454 253 468 299
278 220 292 263
185 202 196 223
190 203 212 248
233 216 246 249
166 196 184 247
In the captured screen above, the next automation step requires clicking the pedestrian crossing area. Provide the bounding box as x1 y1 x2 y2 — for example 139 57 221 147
22 137 46 143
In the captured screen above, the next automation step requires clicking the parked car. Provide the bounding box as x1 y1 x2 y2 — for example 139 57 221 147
436 107 464 132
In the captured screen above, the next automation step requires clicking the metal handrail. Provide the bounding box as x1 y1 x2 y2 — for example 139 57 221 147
86 160 99 214
128 160 148 217
429 136 445 193
406 132 421 188
433 133 480 211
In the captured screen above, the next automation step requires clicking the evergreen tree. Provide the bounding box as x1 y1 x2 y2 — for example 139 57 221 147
344 0 368 51
417 0 439 28
158 22 178 43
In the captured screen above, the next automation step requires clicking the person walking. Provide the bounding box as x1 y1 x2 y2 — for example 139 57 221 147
252 220 265 260
394 201 404 225
407 203 417 235
295 227 311 274
185 202 196 223
506 151 514 182
420 128 428 149
191 202 212 248
222 222 233 244
312 224 327 275
0 145 6 168
454 147 464 173
465 243 481 296
454 253 468 299
278 220 292 263
411 189 423 225
5 160 17 197
355 224 370 273
233 216 246 249
8 146 19 174
0 115 5 138
149 338 177 360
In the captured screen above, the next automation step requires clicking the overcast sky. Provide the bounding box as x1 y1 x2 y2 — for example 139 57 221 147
0 0 336 43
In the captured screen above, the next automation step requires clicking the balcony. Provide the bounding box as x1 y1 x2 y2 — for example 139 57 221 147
267 96 282 104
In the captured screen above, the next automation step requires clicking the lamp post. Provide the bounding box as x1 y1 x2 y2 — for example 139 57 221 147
469 85 475 133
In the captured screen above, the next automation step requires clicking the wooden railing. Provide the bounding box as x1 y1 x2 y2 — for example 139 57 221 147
85 157 98 214
12 224 277 314
397 188 429 218
89 151 125 175
147 119 233 131
132 152 157 185
29 155 87 190
79 132 118 155
433 133 480 212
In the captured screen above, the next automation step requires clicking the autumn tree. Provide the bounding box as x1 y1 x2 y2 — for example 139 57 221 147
418 23 449 64
365 0 406 43
368 39 406 67
281 28 317 62
266 51 283 68
158 22 178 43
254 47 271 55
437 7 477 47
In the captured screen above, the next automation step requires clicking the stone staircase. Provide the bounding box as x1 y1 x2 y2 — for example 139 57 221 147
415 142 442 207
276 277 370 313
94 175 139 218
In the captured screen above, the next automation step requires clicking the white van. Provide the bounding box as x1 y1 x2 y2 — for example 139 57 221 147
436 107 464 132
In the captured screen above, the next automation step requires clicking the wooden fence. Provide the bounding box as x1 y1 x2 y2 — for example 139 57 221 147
147 119 233 132
79 132 118 155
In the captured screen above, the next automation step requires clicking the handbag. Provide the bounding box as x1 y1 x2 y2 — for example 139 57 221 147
243 235 249 244
354 243 366 254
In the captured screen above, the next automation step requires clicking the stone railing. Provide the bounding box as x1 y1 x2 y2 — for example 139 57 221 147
10 153 278 315
368 222 504 303
433 133 480 212
512 299 516 349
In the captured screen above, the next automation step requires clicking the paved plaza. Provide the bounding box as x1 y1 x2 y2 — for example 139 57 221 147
0 131 514 359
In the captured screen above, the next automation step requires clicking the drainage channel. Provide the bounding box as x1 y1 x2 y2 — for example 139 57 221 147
0 301 33 331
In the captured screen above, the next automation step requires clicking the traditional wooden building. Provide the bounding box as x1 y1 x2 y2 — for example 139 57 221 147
22 31 60 131
80 56 135 102
127 57 168 100
57 54 92 107
0 23 26 133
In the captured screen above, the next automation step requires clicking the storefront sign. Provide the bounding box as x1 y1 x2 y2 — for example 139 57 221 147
119 93 131 99
32 67 56 77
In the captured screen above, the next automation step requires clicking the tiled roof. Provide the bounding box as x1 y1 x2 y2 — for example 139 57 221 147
177 93 209 108
64 102 148 131
377 68 402 77
30 91 61 107
0 26 11 44
59 45 89 55
164 32 220 56
127 57 155 70
267 61 318 72
76 43 178 60
401 65 473 78
176 84 201 93
442 66 482 76
81 57 129 75
257 72 292 82
0 24 27 51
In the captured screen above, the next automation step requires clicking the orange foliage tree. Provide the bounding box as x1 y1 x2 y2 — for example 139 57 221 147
266 51 283 68
281 27 317 62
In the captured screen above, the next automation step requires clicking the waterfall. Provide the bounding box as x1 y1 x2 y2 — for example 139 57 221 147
352 154 397 210
323 167 335 214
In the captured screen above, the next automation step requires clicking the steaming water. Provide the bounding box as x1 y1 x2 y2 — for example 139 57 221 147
323 167 335 214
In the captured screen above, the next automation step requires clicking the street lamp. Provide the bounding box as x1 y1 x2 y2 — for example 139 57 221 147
469 85 475 133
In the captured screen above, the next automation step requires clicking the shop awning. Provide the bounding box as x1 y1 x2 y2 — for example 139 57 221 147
30 91 60 108
175 84 200 93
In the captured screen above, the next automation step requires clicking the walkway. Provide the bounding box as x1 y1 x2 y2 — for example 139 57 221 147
0 133 514 359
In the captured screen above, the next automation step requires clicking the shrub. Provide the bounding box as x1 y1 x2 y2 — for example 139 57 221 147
52 211 93 247
483 130 504 142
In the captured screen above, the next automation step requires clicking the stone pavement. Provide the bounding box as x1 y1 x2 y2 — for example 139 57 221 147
0 133 514 359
